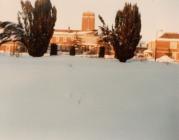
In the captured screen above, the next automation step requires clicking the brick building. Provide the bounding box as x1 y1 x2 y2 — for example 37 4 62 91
51 11 99 54
147 33 179 61
0 41 26 55
0 12 99 55
51 29 99 53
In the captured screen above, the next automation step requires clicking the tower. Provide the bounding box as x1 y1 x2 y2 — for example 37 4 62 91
82 12 95 31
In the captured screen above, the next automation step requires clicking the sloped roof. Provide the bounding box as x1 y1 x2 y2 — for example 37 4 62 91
83 11 95 16
160 33 179 39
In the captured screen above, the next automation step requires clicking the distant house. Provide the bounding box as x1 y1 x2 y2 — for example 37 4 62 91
0 41 16 53
147 33 179 61
0 21 26 55
0 41 26 54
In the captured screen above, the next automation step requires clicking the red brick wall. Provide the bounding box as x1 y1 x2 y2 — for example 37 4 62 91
82 13 95 31
156 41 170 58
176 53 179 60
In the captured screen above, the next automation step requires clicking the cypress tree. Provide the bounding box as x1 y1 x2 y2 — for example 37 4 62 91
99 3 142 62
18 0 57 57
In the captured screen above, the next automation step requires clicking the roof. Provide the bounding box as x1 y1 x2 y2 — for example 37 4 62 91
54 29 81 33
83 12 95 16
160 33 179 39
54 29 98 35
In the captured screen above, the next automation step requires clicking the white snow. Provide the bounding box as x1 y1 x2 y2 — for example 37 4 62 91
4 22 14 28
156 55 175 63
0 28 4 34
9 35 17 41
144 49 152 53
0 55 178 140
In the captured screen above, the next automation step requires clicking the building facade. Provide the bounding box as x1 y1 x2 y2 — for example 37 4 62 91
51 11 99 54
51 29 99 54
0 12 99 55
147 33 179 61
0 41 26 54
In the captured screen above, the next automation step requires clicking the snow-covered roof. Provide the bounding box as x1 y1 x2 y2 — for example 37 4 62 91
144 49 153 53
160 33 179 39
54 29 97 36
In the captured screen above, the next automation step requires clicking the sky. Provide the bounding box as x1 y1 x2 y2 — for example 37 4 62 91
0 0 179 41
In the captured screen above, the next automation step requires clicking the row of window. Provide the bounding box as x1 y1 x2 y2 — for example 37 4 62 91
170 41 178 49
53 37 74 43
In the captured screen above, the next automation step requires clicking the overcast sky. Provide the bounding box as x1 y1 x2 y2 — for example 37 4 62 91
0 0 179 41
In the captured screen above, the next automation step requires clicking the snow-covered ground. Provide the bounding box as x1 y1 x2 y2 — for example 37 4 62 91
0 55 178 140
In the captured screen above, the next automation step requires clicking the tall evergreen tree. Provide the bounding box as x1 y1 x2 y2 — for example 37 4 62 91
18 0 57 57
99 3 142 62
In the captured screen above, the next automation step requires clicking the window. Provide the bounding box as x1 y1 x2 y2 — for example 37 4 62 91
170 41 177 49
63 37 66 43
67 37 71 42
59 37 63 43
52 37 57 43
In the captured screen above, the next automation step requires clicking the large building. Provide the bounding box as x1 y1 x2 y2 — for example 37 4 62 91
147 33 179 61
51 29 98 52
0 12 99 55
51 11 99 54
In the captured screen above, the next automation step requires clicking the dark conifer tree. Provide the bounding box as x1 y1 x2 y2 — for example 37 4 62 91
18 0 57 57
99 3 141 62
